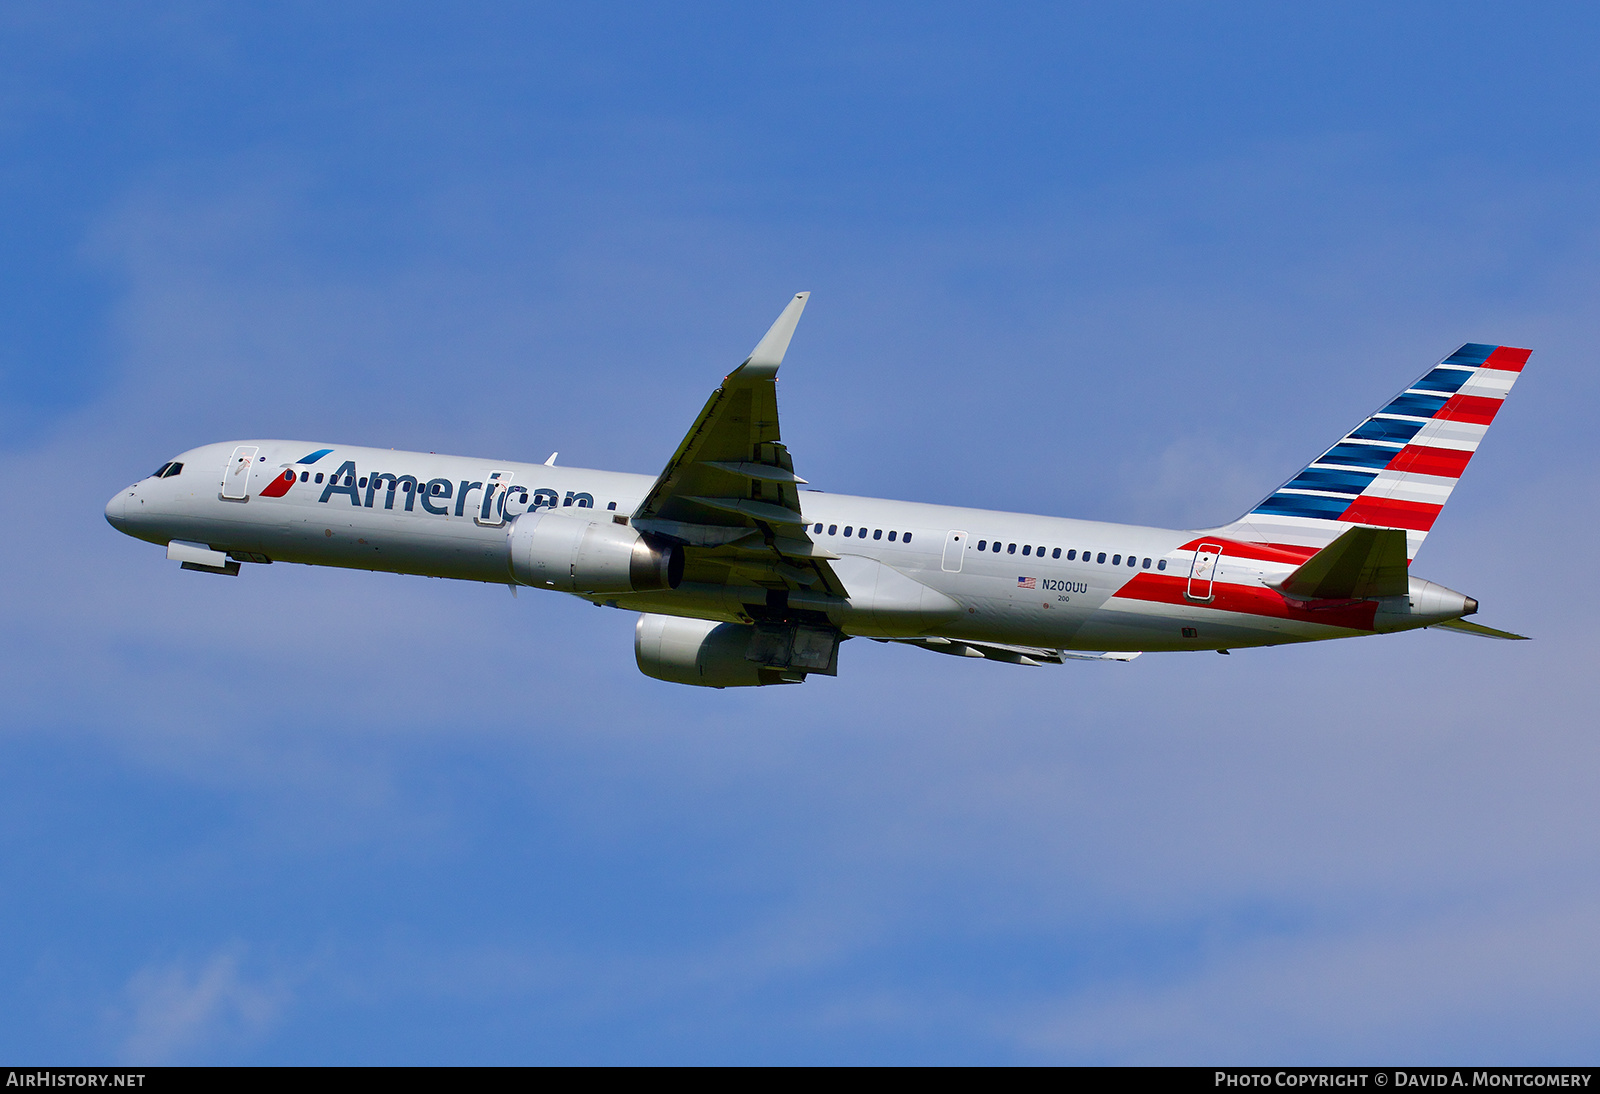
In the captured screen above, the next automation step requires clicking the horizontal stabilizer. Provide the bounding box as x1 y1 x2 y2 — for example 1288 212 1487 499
1431 618 1530 640
1273 525 1408 600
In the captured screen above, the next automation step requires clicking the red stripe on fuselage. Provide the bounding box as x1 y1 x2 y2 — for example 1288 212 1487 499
1386 445 1472 478
1436 394 1502 425
1483 346 1532 372
1112 573 1379 631
1339 496 1442 531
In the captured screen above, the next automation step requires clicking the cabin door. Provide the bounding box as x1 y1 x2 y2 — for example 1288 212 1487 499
1186 542 1222 602
476 470 514 527
941 529 967 573
221 446 258 500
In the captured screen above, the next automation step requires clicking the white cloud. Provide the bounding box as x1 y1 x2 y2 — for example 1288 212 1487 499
114 950 287 1064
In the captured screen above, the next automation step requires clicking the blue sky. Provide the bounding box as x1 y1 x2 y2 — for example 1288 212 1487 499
3 1 1598 1063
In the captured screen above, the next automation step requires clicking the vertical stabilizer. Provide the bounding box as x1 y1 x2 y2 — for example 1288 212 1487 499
1216 343 1530 560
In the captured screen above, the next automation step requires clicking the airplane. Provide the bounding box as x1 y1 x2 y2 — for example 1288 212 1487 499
105 293 1529 688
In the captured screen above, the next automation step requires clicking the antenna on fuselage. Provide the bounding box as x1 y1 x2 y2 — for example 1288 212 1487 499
544 452 558 466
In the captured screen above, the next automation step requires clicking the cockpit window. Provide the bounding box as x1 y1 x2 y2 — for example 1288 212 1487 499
152 461 184 478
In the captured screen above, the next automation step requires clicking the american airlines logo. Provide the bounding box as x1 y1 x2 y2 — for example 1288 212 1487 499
263 452 593 520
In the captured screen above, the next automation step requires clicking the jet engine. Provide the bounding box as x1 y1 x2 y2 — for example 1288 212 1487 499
508 511 682 594
634 613 840 688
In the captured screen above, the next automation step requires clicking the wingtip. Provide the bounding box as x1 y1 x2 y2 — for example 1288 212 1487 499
736 293 812 378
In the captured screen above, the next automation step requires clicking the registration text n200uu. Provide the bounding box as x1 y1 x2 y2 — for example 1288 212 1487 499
1040 579 1087 594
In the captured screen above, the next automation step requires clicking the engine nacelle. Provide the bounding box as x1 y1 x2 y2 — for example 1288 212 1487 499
634 614 840 688
508 511 681 594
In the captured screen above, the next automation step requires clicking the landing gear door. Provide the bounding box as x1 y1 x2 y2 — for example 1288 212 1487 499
941 529 967 573
1186 542 1222 602
221 445 258 500
475 470 513 527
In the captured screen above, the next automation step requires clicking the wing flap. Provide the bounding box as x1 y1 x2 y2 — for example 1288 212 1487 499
884 637 1142 665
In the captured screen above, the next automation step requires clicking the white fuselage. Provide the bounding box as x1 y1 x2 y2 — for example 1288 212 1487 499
106 439 1471 655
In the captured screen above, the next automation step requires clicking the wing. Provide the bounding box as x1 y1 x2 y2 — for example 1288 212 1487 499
630 293 845 598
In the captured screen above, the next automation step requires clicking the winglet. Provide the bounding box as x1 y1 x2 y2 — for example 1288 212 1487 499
731 292 809 380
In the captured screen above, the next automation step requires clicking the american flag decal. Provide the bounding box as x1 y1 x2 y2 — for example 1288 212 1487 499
1017 576 1036 589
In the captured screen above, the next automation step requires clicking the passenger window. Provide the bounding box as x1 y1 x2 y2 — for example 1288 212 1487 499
314 473 324 484
300 471 308 482
978 540 987 551
1097 552 1106 564
1022 545 1031 556
1127 556 1136 567
359 477 368 489
607 502 617 511
828 525 837 535
844 526 853 536
1142 557 1151 569
1067 549 1076 560
992 541 1001 552
345 475 355 486
1007 543 1016 554
1158 559 1167 571
903 533 912 544
1051 548 1060 559
888 531 897 541
814 523 823 533
873 529 882 540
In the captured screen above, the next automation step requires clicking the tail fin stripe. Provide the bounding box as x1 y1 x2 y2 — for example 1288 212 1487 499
1436 394 1503 425
1413 369 1476 393
1321 442 1400 469
1411 417 1487 451
1386 446 1473 478
1367 473 1454 503
1285 468 1379 493
1383 392 1452 416
1351 418 1427 443
1340 497 1442 532
1483 346 1532 371
1254 495 1358 519
1443 344 1498 366
1457 370 1518 398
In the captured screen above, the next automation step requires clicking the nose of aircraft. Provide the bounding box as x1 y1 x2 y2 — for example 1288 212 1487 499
105 489 129 531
